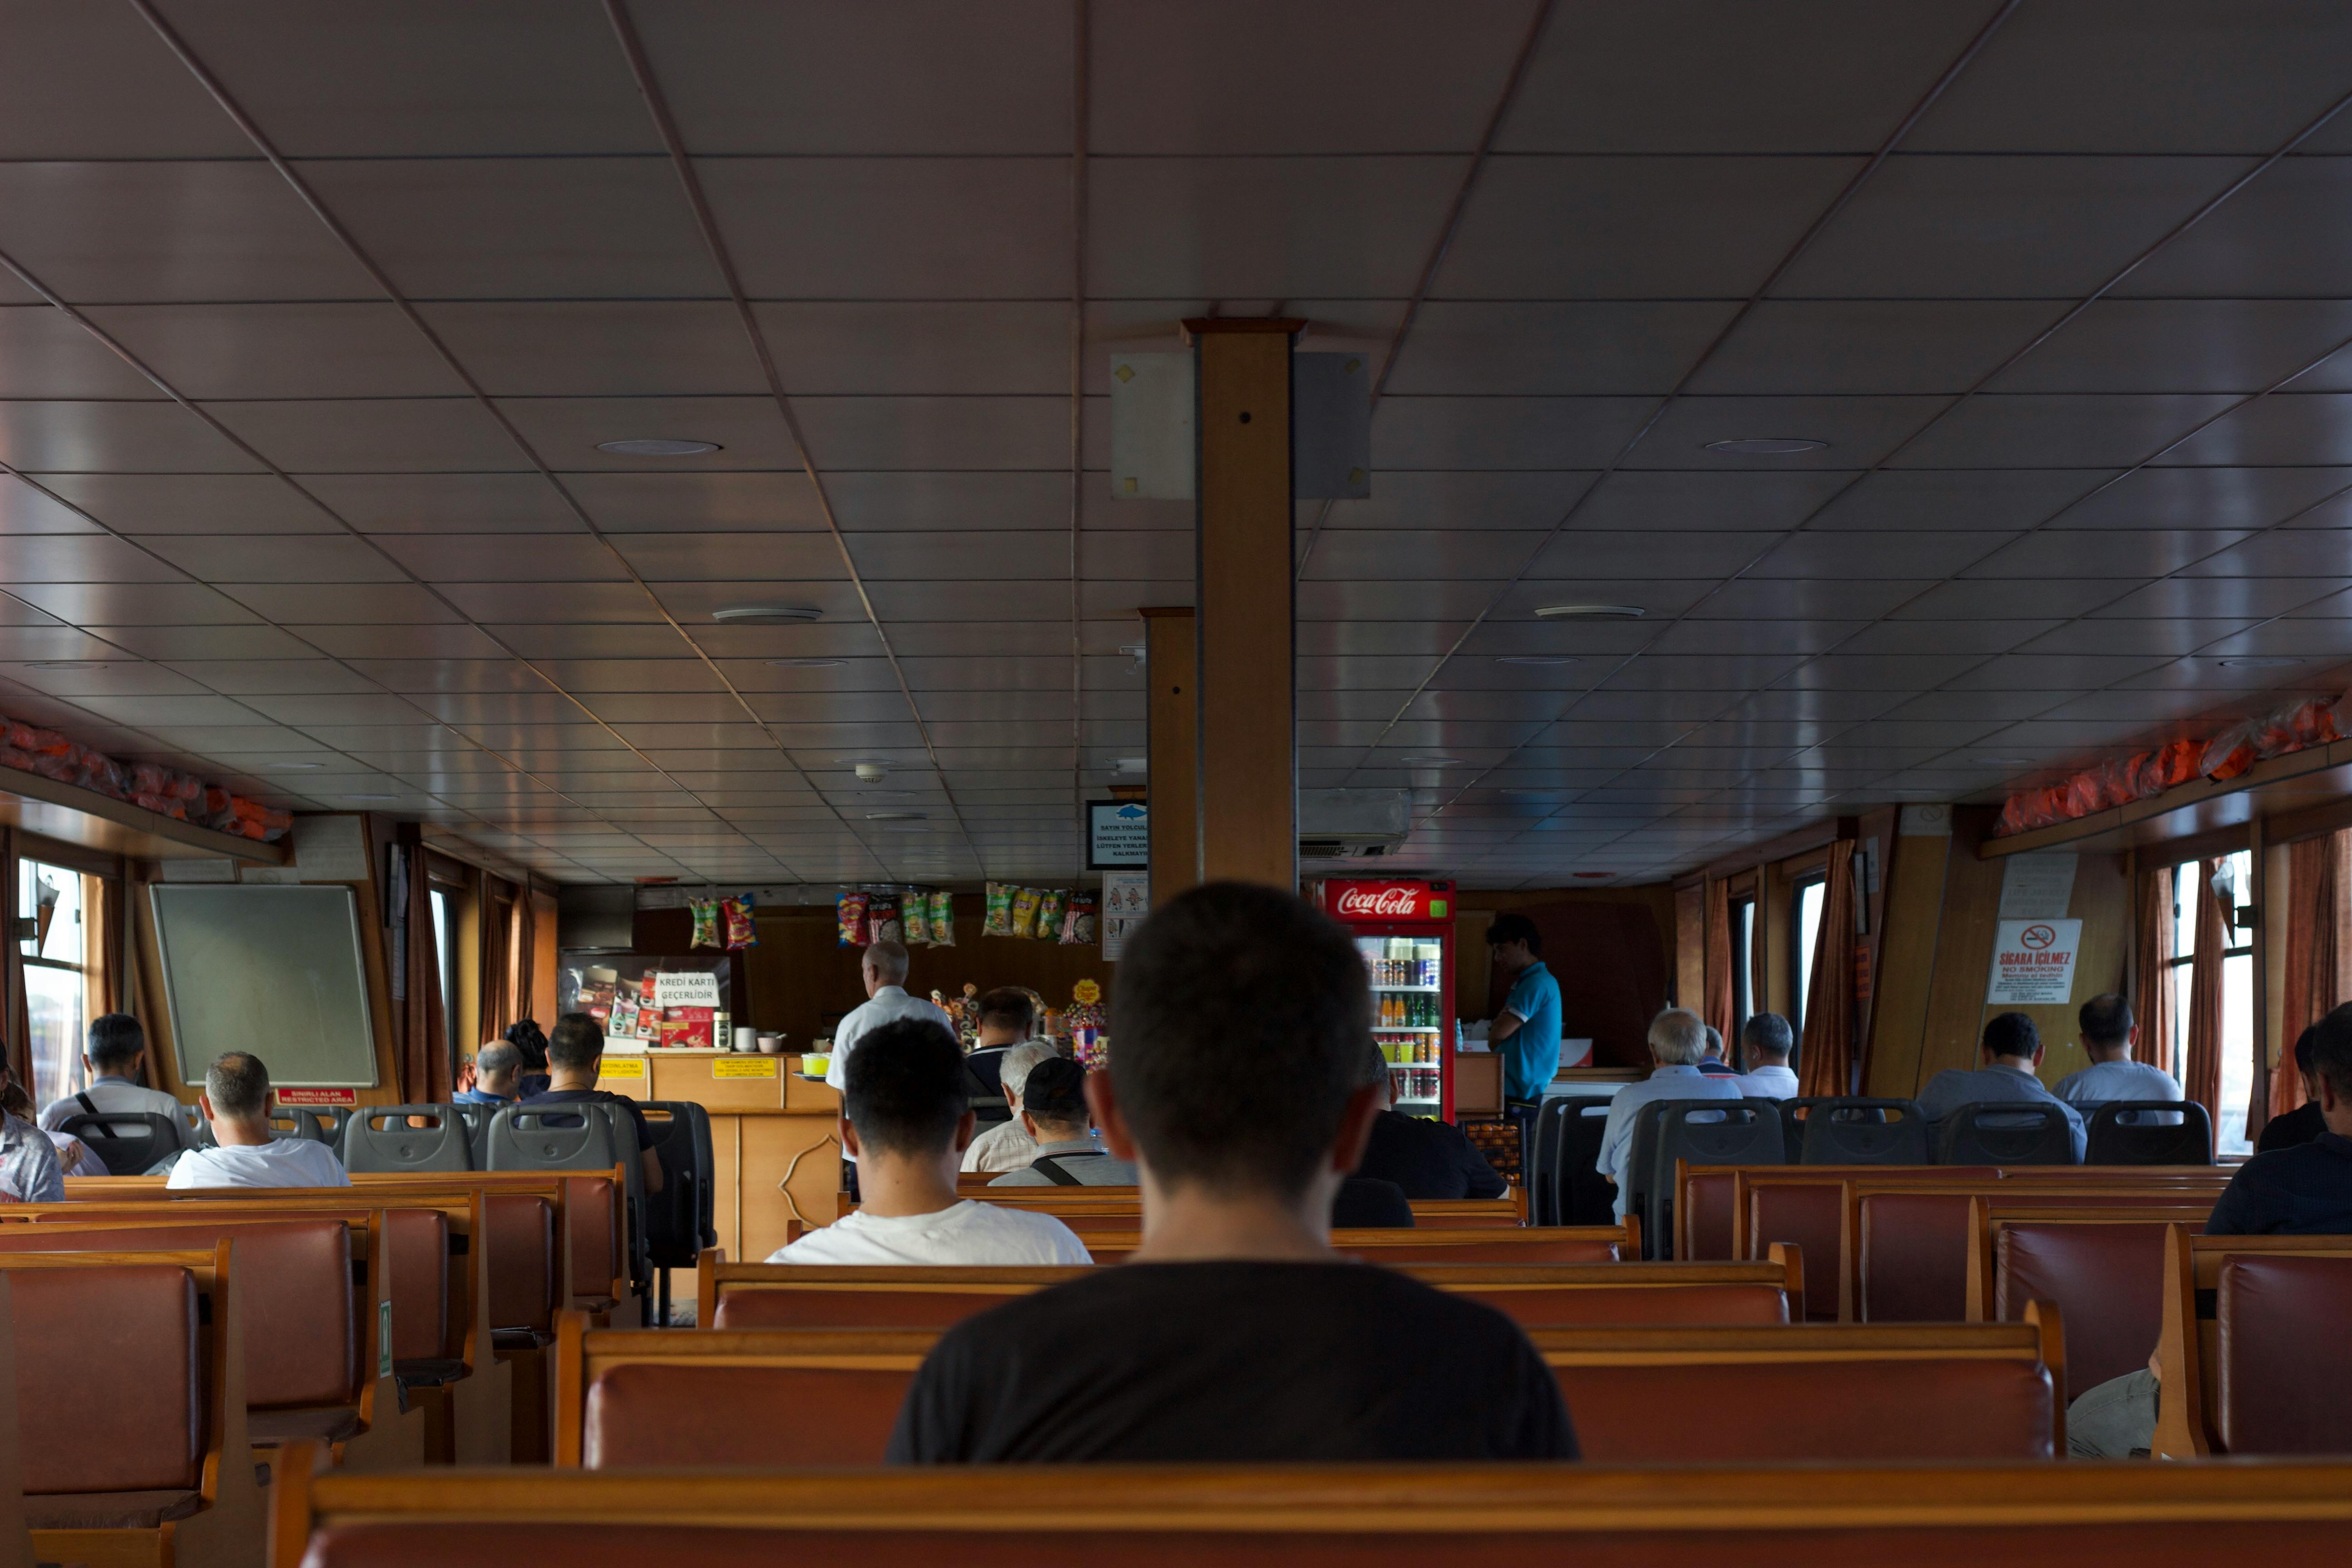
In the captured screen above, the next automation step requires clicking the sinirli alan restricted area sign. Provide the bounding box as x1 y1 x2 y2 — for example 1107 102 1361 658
1985 918 2083 1005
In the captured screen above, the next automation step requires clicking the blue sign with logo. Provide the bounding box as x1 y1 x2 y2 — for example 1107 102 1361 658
1087 800 1149 869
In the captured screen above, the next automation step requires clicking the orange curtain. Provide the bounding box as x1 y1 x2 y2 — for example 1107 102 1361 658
390 834 452 1105
479 875 517 1047
2277 830 2352 1116
2182 860 2225 1119
2133 864 2177 1078
1702 878 1733 1048
1798 840 1860 1098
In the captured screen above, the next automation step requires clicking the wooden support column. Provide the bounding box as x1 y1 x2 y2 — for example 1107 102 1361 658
1188 318 1299 890
1138 606 1196 907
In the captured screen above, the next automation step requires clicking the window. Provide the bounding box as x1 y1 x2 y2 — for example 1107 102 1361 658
1730 895 1757 1038
2166 852 2255 1156
1791 872 1827 1042
430 884 458 1053
19 859 101 1106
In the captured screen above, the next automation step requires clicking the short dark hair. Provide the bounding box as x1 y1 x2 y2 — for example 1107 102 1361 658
977 987 1034 1034
87 1013 145 1073
1020 1058 1089 1128
1983 1011 2039 1060
1741 1012 1794 1060
2079 994 2133 1049
1111 882 1369 1198
843 1018 967 1158
548 1013 604 1070
1485 913 1541 955
206 1051 270 1119
2294 1023 2321 1078
2310 1002 2352 1102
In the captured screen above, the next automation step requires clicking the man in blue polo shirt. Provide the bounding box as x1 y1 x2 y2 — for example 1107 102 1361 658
1486 914 1562 1107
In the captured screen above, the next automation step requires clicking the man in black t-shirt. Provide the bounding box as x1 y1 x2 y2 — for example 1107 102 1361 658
1355 1044 1508 1200
520 1012 662 1196
887 882 1576 1464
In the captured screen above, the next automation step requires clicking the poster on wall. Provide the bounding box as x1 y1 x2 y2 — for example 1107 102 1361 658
1985 918 2083 1005
1100 871 1150 960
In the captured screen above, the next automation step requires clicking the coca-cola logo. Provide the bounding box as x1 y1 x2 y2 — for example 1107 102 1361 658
1334 886 1425 916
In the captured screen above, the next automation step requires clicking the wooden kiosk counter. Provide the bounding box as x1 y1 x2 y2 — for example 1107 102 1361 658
590 1049 841 1262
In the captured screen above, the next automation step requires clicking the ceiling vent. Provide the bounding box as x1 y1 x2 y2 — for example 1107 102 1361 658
1298 788 1411 860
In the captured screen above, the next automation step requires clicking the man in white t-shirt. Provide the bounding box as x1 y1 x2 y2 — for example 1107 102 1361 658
962 1038 1059 1175
2054 993 2184 1122
823 940 953 1093
38 1014 184 1135
1734 1012 1802 1100
167 1052 351 1191
773 1017 1088 1266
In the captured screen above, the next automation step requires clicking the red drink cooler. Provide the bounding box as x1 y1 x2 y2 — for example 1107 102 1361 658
1314 878 1459 1122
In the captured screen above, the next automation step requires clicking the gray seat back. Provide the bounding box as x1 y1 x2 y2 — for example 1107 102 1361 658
485 1104 623 1171
1796 1097 1932 1164
2086 1100 2212 1165
54 1111 183 1176
1646 1100 1786 1260
1936 1100 2079 1166
340 1104 473 1173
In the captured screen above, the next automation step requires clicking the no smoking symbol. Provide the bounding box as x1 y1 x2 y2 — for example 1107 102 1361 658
2020 924 2057 950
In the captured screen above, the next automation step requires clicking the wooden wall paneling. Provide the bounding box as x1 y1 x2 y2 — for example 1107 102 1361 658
1863 827 1955 1100
1673 882 1705 1011
2007 852 2130 1089
1455 909 1493 1026
1140 607 1198 904
531 888 559 1024
1911 808 2012 1096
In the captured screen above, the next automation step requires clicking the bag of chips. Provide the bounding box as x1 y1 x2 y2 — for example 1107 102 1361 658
724 892 757 949
836 891 868 947
901 887 932 946
928 888 955 946
1009 886 1041 940
1034 889 1066 942
983 882 1014 938
690 897 721 949
867 892 902 945
1061 890 1098 946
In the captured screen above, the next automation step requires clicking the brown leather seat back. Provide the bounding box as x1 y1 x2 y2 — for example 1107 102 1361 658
1561 1357 2053 1461
382 1207 449 1360
10 1264 201 1494
485 1195 556 1331
1859 1192 1972 1322
1346 1240 1618 1264
569 1177 619 1301
1683 1173 1736 1261
1455 1284 1787 1327
585 1363 911 1467
1747 1185 1840 1320
714 1289 1024 1331
2218 1254 2352 1455
0 1220 352 1408
1997 1222 2170 1396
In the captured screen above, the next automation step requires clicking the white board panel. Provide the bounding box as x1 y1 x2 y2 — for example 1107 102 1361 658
150 885 379 1089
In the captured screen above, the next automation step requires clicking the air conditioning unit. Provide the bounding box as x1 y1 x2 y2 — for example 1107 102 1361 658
1298 789 1411 860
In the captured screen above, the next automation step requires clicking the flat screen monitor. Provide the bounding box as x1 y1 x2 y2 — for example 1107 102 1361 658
149 884 379 1088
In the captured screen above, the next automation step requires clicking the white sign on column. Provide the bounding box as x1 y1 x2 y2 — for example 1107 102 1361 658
1985 919 2083 1005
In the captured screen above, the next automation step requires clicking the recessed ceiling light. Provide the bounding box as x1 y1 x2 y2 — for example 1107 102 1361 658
714 604 823 624
262 761 326 770
1705 438 1827 456
765 657 844 668
2215 656 2305 669
1534 604 1645 620
596 437 720 456
1401 756 1468 767
1495 655 1580 666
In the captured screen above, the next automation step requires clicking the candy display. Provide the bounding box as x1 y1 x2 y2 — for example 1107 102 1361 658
1034 888 1066 942
1061 890 1098 946
836 891 869 947
928 888 956 946
983 882 1014 938
723 893 757 950
901 886 932 946
689 897 720 950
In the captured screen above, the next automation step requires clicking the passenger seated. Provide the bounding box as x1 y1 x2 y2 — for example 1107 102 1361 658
986 1059 1137 1187
2258 1024 2328 1152
0 1058 63 1200
1695 1023 1740 1077
455 1041 523 1106
1353 1042 1506 1200
37 1012 181 1132
1916 1012 2086 1161
2054 994 2182 1121
1 1079 98 1178
2208 1002 2352 1235
1596 1007 1744 1218
887 882 1574 1462
961 1017 1058 1176
519 1013 663 1195
769 1019 1090 1264
1734 1013 1800 1099
167 1052 349 1190
505 1018 553 1098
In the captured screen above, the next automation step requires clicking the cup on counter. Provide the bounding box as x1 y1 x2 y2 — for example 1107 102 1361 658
756 1033 783 1054
732 1025 758 1052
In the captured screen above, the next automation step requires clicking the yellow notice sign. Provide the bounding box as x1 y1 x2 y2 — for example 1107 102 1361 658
597 1058 647 1080
711 1057 778 1079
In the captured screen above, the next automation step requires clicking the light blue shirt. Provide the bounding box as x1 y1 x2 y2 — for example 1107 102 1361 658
1596 1065 1746 1219
1916 1063 2086 1161
1735 1063 1801 1101
1 1112 64 1202
1498 960 1563 1102
2054 1057 2185 1127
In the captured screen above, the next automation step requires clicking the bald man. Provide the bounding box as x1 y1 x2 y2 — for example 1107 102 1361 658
824 939 955 1092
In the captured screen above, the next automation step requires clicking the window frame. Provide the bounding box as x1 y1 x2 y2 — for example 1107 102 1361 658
1729 893 1757 1041
1789 868 1828 1044
14 838 125 1107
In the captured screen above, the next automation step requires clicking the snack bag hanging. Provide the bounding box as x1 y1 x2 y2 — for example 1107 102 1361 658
929 888 956 946
867 892 902 945
1061 889 1098 946
901 887 932 946
724 892 758 950
836 891 869 947
1009 885 1041 940
982 882 1014 938
1034 888 1067 942
689 897 721 949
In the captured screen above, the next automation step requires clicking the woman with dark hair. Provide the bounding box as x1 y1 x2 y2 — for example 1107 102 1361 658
505 1019 553 1098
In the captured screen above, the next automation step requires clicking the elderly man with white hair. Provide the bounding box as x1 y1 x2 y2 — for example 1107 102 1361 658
961 1038 1063 1175
823 939 953 1093
1594 1007 1745 1220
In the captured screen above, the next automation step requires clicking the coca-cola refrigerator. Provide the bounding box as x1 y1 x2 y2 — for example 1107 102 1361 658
1315 877 1458 1121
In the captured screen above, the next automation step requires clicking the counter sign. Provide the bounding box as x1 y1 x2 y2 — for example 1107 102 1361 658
1985 918 2082 1005
1087 800 1149 869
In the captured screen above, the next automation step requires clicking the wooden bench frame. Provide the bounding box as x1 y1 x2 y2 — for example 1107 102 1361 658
269 1446 2352 1568
0 1275 36 1568
0 1243 262 1568
946 1185 1526 1228
551 1309 2063 1469
1961 1199 2215 1324
2154 1225 2352 1459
